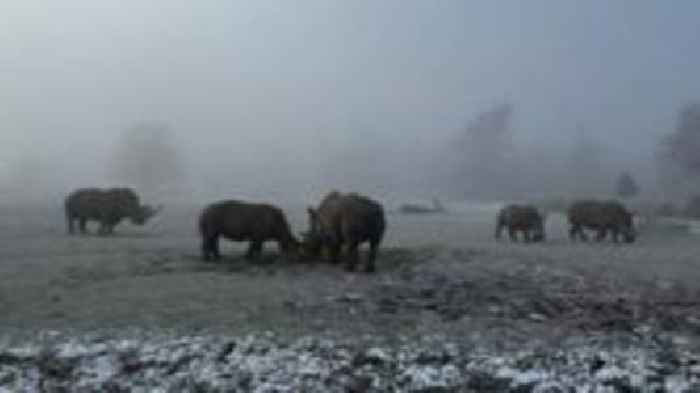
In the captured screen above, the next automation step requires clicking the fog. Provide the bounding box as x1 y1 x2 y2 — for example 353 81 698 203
2 1 700 206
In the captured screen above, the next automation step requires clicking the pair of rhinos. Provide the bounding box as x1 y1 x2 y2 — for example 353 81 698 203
64 188 386 273
199 191 386 273
495 200 637 244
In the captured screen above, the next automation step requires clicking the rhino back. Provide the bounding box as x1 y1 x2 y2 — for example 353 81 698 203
316 192 385 243
106 188 140 212
344 195 385 237
65 188 108 219
601 200 634 228
199 200 292 241
568 200 613 228
500 204 541 229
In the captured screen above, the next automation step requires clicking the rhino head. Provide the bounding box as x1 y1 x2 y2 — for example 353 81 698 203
621 219 636 243
130 204 163 225
300 207 337 259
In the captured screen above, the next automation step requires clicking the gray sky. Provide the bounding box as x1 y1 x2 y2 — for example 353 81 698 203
2 1 699 200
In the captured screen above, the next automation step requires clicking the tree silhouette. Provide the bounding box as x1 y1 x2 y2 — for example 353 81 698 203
656 102 700 197
615 171 640 199
110 122 185 196
568 124 606 196
454 102 515 198
662 103 700 172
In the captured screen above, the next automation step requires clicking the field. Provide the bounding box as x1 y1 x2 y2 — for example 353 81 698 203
2 201 700 347
4 202 700 390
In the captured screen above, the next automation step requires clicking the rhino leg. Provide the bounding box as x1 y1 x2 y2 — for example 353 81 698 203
67 217 75 235
202 235 220 261
595 229 607 242
328 242 342 264
580 228 588 241
494 223 504 240
579 229 589 242
245 242 255 259
366 240 379 273
212 238 221 259
97 221 108 236
211 237 221 260
344 240 360 272
99 220 116 236
246 240 263 260
79 218 88 234
508 227 518 242
611 228 620 243
569 224 588 241
201 237 211 261
276 241 287 258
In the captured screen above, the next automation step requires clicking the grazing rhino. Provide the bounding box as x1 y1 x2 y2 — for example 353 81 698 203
65 187 161 235
495 204 546 243
303 191 386 273
568 199 636 243
198 200 299 261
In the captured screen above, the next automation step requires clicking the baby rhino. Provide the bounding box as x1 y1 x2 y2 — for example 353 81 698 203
495 204 546 243
304 191 386 273
198 200 299 261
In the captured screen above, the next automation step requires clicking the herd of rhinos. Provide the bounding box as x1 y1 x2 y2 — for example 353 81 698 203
64 187 636 273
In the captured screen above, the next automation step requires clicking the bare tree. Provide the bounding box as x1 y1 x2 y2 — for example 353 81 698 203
615 171 640 199
568 124 608 196
663 102 700 171
110 122 185 197
656 102 700 198
453 102 515 199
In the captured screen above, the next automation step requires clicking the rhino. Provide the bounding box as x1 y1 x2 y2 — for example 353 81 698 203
303 191 386 273
65 187 161 235
495 204 546 243
568 199 636 243
198 200 299 261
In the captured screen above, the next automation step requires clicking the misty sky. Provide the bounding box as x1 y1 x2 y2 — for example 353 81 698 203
2 1 700 200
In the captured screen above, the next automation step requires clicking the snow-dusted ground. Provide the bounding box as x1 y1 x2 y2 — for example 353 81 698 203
1 331 700 392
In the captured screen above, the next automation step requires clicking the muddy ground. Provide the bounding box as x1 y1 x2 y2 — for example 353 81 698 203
1 202 700 348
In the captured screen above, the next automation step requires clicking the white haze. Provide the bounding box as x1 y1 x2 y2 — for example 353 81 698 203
2 1 700 205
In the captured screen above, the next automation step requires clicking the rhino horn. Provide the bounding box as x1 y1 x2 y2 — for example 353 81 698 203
145 204 164 218
132 204 160 224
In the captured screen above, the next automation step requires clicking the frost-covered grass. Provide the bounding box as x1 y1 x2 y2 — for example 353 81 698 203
2 205 700 392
